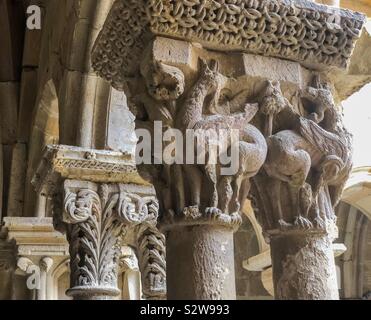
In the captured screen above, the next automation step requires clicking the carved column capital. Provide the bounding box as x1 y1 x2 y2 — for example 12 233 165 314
250 76 352 243
32 145 164 300
91 0 366 300
55 180 158 299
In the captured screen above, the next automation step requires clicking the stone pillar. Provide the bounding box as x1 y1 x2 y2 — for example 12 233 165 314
91 0 365 300
35 193 47 218
38 257 53 300
166 223 237 300
248 75 354 299
270 229 339 299
32 145 165 300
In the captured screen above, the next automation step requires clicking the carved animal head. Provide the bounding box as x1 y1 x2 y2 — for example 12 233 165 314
320 155 344 183
301 75 335 124
260 80 287 116
141 60 185 101
198 58 221 84
198 58 227 113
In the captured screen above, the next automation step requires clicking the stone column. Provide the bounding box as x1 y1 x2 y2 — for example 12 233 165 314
32 145 165 300
165 222 238 300
38 257 53 300
270 229 339 299
249 75 354 299
91 0 365 300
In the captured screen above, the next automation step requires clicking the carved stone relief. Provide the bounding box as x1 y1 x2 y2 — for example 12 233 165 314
53 180 162 299
92 0 366 91
90 0 365 300
251 75 353 236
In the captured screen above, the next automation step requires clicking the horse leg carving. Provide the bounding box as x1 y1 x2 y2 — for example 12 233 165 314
183 165 202 207
205 163 218 208
218 176 233 213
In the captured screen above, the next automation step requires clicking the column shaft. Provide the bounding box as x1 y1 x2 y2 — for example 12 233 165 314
270 232 339 300
166 225 236 300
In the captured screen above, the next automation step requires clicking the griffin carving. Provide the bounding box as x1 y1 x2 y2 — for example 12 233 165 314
134 57 268 223
260 77 352 230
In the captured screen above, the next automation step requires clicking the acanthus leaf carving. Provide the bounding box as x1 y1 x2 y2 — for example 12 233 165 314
59 180 162 299
117 185 159 225
136 223 166 300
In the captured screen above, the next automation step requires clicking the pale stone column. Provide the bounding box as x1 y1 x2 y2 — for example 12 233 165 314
35 193 47 218
91 0 365 300
38 257 53 300
120 246 142 300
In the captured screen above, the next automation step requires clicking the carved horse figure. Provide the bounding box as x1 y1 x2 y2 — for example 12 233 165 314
264 83 352 229
175 59 267 214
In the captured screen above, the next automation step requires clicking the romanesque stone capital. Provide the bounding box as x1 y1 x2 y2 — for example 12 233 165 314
32 145 164 300
250 75 352 241
248 75 351 299
54 179 159 300
91 1 365 300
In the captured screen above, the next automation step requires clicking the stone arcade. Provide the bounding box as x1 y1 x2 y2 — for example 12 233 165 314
1 0 371 300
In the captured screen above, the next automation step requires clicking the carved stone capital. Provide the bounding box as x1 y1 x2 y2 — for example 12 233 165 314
32 144 163 300
136 223 166 300
55 180 157 299
91 2 365 299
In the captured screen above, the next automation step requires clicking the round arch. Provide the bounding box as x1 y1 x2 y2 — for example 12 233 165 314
24 79 59 217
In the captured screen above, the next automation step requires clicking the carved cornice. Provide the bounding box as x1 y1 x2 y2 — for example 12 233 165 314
92 0 366 89
32 145 150 194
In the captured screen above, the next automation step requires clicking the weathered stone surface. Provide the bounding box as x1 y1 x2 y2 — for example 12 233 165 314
7 143 27 217
92 0 366 90
1 0 370 301
167 225 236 300
32 144 150 195
104 88 137 155
271 230 339 299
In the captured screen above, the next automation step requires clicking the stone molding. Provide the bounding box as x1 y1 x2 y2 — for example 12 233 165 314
160 206 243 231
92 0 366 90
32 144 150 195
2 217 69 257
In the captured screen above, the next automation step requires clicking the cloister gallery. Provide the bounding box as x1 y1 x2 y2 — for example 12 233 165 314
0 0 371 300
